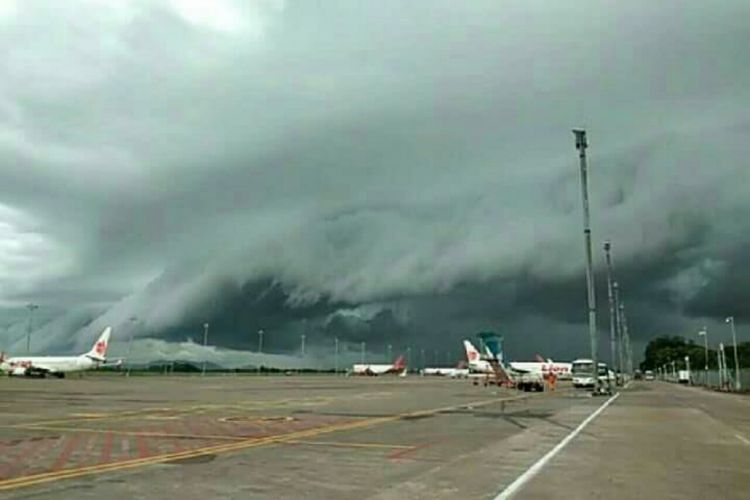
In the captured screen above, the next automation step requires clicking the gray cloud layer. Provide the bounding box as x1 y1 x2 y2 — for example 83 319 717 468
1 1 749 364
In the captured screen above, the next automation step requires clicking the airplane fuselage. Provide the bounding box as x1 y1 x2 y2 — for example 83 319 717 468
0 326 113 378
509 361 572 379
351 363 404 375
467 359 495 374
1 355 101 376
422 368 469 377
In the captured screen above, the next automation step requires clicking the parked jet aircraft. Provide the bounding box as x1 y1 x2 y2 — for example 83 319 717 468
463 340 496 374
421 367 469 378
509 354 573 380
463 339 544 390
0 327 117 378
351 355 406 376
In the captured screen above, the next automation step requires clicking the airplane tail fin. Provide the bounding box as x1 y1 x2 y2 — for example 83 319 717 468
463 340 481 362
393 355 406 370
0 351 5 363
534 354 546 363
484 345 496 361
85 327 111 361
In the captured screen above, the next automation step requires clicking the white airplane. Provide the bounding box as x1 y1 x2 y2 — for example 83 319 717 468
421 367 469 378
463 340 497 374
351 355 406 376
0 327 117 378
509 354 573 380
463 340 545 390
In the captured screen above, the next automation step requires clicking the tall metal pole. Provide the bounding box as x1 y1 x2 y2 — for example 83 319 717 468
420 348 426 369
407 346 412 373
718 344 725 389
726 317 741 391
573 129 599 393
613 281 624 380
698 328 708 385
202 322 209 377
257 329 264 376
26 303 38 354
603 241 618 384
334 337 339 374
126 316 137 377
685 355 691 385
300 334 306 358
619 302 631 377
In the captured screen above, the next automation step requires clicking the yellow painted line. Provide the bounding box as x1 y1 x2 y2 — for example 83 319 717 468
217 416 292 424
14 425 245 442
15 397 335 429
0 414 397 490
14 409 180 428
0 395 514 491
285 440 413 450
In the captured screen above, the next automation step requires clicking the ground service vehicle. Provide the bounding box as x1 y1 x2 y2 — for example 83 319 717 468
571 359 613 388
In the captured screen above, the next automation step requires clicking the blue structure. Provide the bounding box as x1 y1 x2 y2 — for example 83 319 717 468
477 331 503 362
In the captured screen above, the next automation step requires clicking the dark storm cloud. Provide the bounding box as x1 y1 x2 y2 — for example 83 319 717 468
1 0 750 362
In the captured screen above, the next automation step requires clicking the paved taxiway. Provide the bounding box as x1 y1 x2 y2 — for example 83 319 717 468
0 376 747 499
0 375 601 499
519 381 750 499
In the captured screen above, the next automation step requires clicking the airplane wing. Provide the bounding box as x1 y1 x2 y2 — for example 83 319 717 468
24 362 57 375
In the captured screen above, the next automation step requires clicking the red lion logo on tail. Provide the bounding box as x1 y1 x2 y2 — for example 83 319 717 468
94 341 106 356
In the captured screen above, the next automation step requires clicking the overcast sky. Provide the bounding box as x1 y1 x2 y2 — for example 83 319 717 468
1 0 749 365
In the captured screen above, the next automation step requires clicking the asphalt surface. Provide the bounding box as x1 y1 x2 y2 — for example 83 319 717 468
0 376 746 499
0 375 600 499
518 381 750 499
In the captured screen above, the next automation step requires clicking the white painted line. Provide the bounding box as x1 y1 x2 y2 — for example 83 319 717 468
735 434 750 446
494 392 621 500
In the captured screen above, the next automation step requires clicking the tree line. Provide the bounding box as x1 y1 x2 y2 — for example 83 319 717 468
640 335 749 371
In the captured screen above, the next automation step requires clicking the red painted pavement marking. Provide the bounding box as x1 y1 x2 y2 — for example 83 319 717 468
119 438 131 460
213 420 241 438
135 435 150 459
0 463 9 479
100 432 114 464
69 435 94 468
163 424 183 453
9 436 62 478
0 440 23 479
181 418 202 441
173 421 195 446
52 435 82 471
388 441 433 460
0 442 22 479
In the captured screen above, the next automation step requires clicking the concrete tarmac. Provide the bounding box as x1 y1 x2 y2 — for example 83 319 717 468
517 381 750 499
1 376 747 499
0 375 600 499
